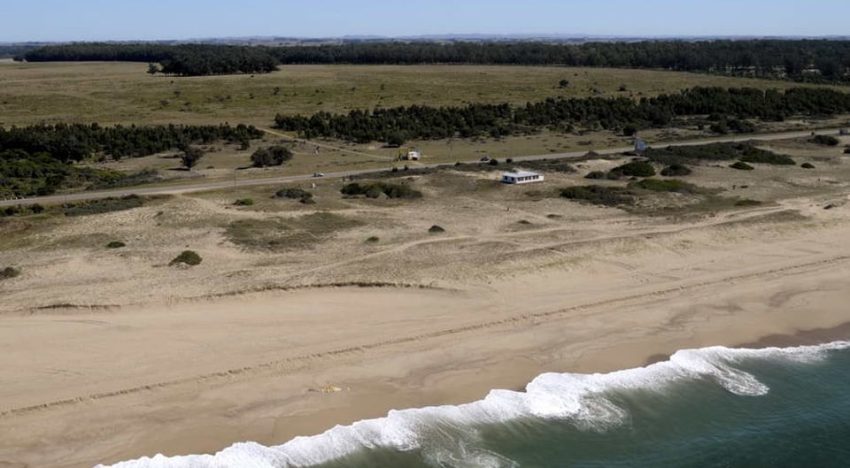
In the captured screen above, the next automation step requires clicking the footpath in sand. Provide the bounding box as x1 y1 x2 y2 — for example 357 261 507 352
3 192 850 466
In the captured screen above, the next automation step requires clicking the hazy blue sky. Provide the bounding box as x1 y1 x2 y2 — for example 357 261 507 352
2 0 848 42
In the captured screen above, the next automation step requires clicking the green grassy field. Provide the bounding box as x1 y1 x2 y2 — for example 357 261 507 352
0 61 841 127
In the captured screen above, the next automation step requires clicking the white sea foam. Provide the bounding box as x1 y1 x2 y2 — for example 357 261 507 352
101 341 850 468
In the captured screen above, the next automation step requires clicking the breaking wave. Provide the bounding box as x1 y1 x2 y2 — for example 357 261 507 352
102 341 850 468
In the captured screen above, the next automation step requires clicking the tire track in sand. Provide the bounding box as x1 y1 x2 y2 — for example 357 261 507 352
2 253 848 419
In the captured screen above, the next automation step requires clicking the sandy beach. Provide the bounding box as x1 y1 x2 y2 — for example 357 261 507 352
3 184 850 466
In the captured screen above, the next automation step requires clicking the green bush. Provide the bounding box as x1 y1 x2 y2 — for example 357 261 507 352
251 145 293 167
801 162 816 169
844 148 850 155
0 266 21 280
1 204 45 218
365 236 380 243
660 164 693 177
740 152 795 165
429 225 446 233
559 185 634 207
730 161 754 171
234 198 254 206
276 187 313 203
647 143 790 166
341 182 422 199
811 135 840 146
106 241 126 249
170 250 202 267
63 195 145 217
180 146 205 170
608 160 656 178
735 199 763 207
585 170 606 180
630 178 700 194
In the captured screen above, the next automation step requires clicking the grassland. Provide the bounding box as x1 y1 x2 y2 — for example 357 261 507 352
1 61 844 127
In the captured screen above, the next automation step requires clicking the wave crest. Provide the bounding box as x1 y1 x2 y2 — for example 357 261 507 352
102 341 850 468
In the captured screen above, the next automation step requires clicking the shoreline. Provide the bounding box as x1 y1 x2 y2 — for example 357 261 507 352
5 251 850 467
4 253 850 467
113 320 850 467
643 321 850 366
4 197 850 467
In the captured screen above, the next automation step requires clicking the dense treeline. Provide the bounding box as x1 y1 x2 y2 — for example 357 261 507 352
23 44 278 76
0 124 263 197
274 87 850 143
0 123 263 162
272 40 850 80
0 45 36 59
22 40 850 81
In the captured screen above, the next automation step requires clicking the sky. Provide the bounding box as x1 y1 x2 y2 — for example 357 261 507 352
2 0 849 42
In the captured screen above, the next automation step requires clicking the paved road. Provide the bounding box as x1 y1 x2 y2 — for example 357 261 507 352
1 127 843 208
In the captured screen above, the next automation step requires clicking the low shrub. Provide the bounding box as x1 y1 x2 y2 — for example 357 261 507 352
1 204 45 218
91 169 160 190
488 159 499 166
740 152 795 165
429 225 445 233
251 145 293 167
801 162 816 169
730 161 754 171
63 195 144 217
519 159 576 173
735 199 763 207
0 266 20 280
106 241 126 249
844 148 850 155
170 250 202 267
608 160 655 178
811 135 840 146
647 143 790 166
341 182 422 199
365 236 380 243
234 198 254 206
276 188 313 203
585 170 606 180
660 163 693 177
630 178 700 194
559 185 634 207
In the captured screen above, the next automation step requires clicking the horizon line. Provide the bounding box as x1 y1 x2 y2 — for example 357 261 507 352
4 33 850 45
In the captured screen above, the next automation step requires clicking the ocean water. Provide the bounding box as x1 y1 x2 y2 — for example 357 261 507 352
106 341 850 468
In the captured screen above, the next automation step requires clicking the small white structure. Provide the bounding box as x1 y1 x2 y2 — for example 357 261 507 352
400 150 421 161
501 170 544 185
634 138 648 154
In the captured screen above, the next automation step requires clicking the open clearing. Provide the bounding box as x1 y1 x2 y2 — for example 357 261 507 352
0 62 843 126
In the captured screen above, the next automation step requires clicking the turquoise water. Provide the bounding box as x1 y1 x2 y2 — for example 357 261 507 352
109 342 850 468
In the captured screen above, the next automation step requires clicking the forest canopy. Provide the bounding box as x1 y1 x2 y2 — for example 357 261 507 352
0 123 263 197
22 44 279 76
20 40 850 81
274 86 850 143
